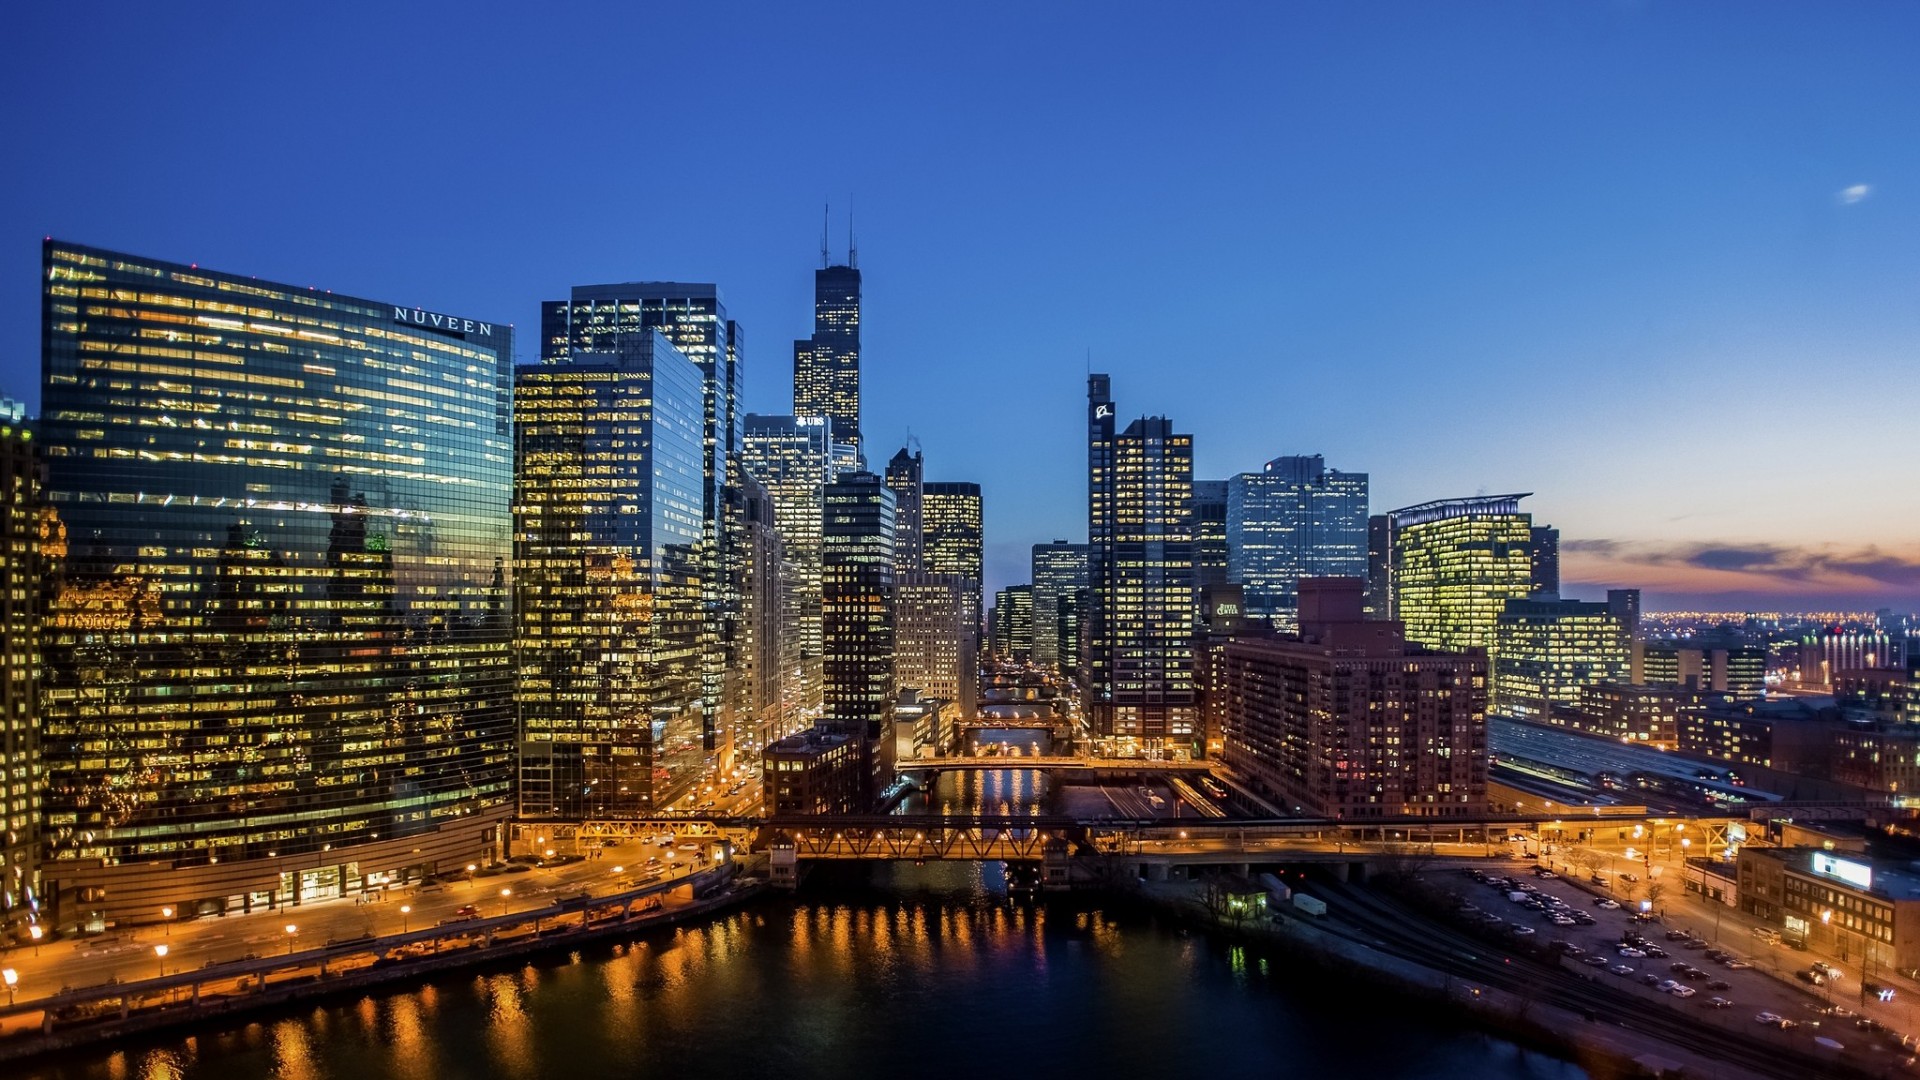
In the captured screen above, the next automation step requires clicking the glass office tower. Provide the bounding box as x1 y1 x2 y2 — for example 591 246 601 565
38 241 514 925
1385 494 1536 655
921 481 983 633
1 398 43 926
515 332 706 818
1226 454 1369 626
794 263 863 468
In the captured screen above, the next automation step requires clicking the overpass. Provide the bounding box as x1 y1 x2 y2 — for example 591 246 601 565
897 756 1211 773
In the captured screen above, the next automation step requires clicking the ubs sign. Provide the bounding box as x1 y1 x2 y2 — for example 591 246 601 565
394 306 494 338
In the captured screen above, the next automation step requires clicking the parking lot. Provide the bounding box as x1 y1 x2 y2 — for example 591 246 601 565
1455 864 1916 1062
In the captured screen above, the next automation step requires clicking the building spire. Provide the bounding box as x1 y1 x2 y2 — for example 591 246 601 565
848 194 857 269
821 202 831 269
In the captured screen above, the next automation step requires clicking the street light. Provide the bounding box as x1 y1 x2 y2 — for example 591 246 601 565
27 925 42 956
2 968 15 1007
284 924 298 955
500 887 512 916
154 943 169 978
161 906 174 936
400 905 412 934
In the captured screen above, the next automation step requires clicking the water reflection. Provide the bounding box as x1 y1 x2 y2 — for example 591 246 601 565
22 864 1588 1080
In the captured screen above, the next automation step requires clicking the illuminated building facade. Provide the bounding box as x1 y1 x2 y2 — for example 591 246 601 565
921 481 983 633
541 282 744 755
741 414 836 716
1491 598 1629 720
1221 578 1488 818
1 397 43 926
793 262 863 468
514 332 706 818
1529 525 1560 597
895 572 978 724
1085 375 1200 756
991 584 1034 661
1384 494 1535 654
1192 479 1231 590
1226 454 1369 626
1639 642 1766 701
731 475 791 758
38 241 514 925
885 446 924 575
822 472 895 747
1030 540 1089 673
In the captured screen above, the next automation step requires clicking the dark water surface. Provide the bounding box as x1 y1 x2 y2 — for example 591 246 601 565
22 862 1587 1080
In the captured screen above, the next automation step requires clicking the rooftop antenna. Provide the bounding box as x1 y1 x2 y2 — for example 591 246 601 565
848 194 858 269
821 202 831 269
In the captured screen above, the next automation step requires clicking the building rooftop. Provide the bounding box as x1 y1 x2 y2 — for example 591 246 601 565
1751 846 1920 902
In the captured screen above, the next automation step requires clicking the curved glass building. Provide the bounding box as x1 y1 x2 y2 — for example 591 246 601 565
38 241 515 926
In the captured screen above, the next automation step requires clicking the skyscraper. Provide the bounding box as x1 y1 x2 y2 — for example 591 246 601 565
38 241 514 925
885 445 925 575
1192 479 1231 589
1221 578 1489 819
821 472 896 749
991 584 1034 662
895 572 978 724
922 481 984 633
1086 375 1200 757
1226 454 1369 626
1030 540 1090 674
741 414 837 715
1383 494 1536 654
1492 598 1630 721
731 474 790 758
1 396 43 924
542 283 745 755
514 331 706 818
794 254 863 469
1529 525 1561 598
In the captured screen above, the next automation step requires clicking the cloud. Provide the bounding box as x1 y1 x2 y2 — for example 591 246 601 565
1561 538 1920 606
1838 183 1872 205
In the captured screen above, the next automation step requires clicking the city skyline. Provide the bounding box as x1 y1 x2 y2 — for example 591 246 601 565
3 5 1917 611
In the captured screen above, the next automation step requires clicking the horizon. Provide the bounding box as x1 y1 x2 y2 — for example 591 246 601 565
5 4 1915 612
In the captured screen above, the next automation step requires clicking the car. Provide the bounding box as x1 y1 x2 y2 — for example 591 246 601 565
1797 970 1827 987
1657 978 1680 992
1511 926 1536 937
1670 961 1693 973
1670 985 1696 998
1594 898 1620 909
1704 948 1730 962
1539 871 1557 879
1561 944 1586 957
1811 961 1842 980
1705 979 1730 991
1642 945 1667 958
1725 959 1751 970
1610 964 1636 976
1706 996 1734 1009
1590 875 1609 886
1572 914 1596 926
1618 947 1647 958
1551 915 1576 926
1682 939 1708 950
1583 954 1610 967
1756 1012 1797 1029
1621 873 1640 883
1666 930 1692 941
1642 973 1663 986
453 904 480 919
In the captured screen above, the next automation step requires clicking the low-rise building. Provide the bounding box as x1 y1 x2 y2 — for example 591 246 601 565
1736 847 1920 972
1677 698 1840 774
1560 682 1729 748
765 727 865 816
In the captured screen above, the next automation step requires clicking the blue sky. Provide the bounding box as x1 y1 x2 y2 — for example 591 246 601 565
4 2 1916 609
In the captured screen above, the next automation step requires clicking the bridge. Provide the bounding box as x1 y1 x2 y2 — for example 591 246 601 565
897 756 1211 773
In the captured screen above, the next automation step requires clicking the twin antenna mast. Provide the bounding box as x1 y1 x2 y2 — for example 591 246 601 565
820 200 858 269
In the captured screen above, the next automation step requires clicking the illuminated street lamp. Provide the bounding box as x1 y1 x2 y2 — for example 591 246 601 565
27 925 42 956
284 924 299 955
500 887 512 916
400 905 412 933
154 943 169 977
160 906 174 936
2 968 15 1007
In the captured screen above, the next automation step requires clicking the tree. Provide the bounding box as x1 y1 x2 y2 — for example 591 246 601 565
1644 882 1666 913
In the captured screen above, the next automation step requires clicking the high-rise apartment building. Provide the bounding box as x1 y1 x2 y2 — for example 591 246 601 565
514 332 706 818
1226 454 1369 626
793 259 863 468
1192 479 1231 589
922 481 983 633
1491 598 1630 721
741 414 837 716
1366 513 1392 618
38 241 514 925
1030 540 1090 674
1086 375 1200 757
542 282 744 755
1221 578 1488 818
885 446 924 575
1 397 43 924
1383 494 1536 654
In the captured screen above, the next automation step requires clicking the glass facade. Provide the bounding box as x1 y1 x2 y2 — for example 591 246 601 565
741 414 836 716
1030 540 1089 673
514 332 705 818
921 482 983 634
1387 495 1535 655
38 241 515 916
1491 598 1629 720
793 264 862 467
1226 455 1369 626
821 472 895 743
541 284 743 755
1 399 44 922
